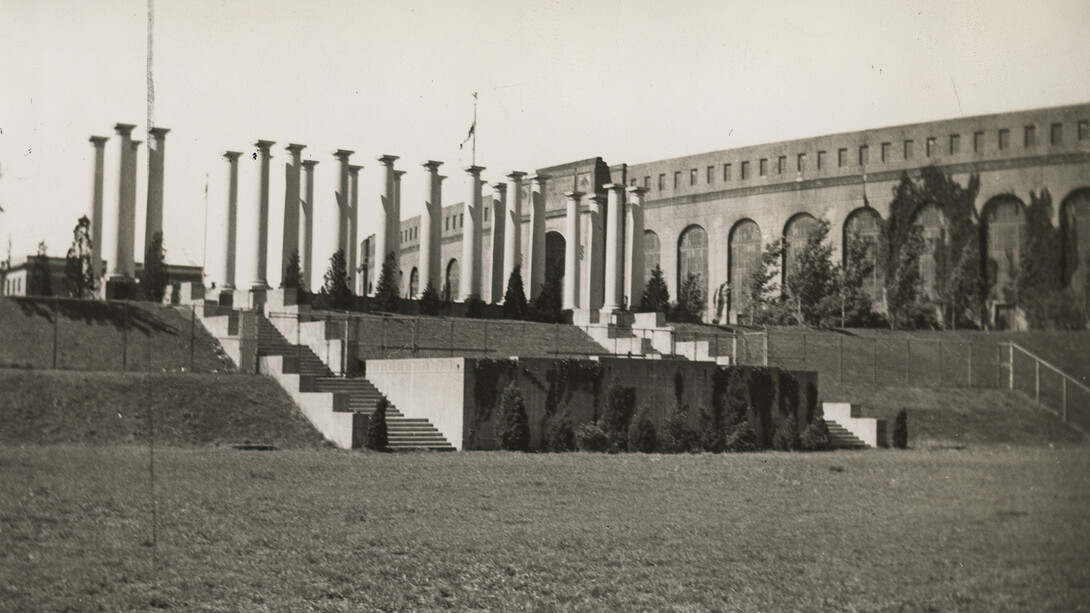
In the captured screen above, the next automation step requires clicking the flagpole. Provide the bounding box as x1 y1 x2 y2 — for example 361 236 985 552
472 92 477 166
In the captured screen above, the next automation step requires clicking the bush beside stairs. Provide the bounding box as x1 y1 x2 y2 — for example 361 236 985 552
256 315 454 451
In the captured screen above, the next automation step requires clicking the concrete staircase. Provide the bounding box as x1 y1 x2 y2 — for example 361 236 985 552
823 402 887 449
824 420 869 449
257 315 454 451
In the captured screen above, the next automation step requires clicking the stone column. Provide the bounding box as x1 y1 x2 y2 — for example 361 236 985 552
393 170 406 270
489 181 506 303
251 140 275 290
602 184 625 312
333 150 353 258
625 186 647 309
108 124 137 282
503 172 525 297
89 136 109 283
348 164 362 289
222 151 242 290
584 193 604 312
144 127 169 259
375 155 399 286
281 143 305 283
300 159 318 290
563 191 584 310
461 165 485 300
419 160 443 297
528 174 548 299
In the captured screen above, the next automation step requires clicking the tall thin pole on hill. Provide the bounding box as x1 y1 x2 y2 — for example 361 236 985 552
146 0 161 584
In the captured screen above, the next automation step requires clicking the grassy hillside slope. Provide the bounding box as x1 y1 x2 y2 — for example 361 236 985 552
0 371 327 448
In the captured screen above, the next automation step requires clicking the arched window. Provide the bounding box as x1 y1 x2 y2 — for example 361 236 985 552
678 225 708 295
844 208 885 304
729 219 761 316
644 230 661 280
545 231 566 283
783 213 817 288
409 267 419 298
1061 189 1090 307
983 197 1026 300
445 259 460 301
914 204 947 301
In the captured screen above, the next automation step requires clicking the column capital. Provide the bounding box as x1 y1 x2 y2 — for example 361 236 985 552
333 149 354 161
394 170 406 179
505 171 526 182
464 165 486 176
348 164 363 175
90 135 110 146
377 154 399 166
114 123 137 136
285 143 306 154
588 193 606 203
603 183 626 192
223 151 243 160
626 185 648 196
492 182 507 192
438 175 448 184
530 174 548 186
301 159 319 169
130 140 143 149
564 191 585 200
421 160 443 170
148 127 171 139
254 140 275 151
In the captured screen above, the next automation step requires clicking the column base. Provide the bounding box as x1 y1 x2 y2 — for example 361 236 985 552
104 277 138 300
599 307 634 327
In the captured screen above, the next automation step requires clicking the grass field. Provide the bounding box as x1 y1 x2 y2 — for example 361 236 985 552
2 446 1088 611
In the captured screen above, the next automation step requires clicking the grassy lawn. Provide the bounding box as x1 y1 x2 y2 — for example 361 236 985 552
2 446 1088 611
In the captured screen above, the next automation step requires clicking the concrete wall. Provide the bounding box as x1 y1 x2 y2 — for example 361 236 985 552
365 357 469 450
259 355 365 448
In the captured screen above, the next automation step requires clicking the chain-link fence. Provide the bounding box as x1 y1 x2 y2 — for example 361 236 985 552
0 296 235 373
1004 342 1090 435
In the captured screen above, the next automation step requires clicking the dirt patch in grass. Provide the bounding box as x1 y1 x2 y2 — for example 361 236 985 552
0 371 327 448
0 447 1087 611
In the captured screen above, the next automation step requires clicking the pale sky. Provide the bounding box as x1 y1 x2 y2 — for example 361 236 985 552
2 0 1089 288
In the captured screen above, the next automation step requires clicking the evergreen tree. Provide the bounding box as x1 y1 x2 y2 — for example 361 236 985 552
366 396 389 452
782 219 836 325
419 282 441 316
282 249 303 290
141 231 169 302
64 216 97 299
315 249 354 311
639 264 670 313
530 260 563 323
831 228 877 328
670 272 706 323
747 238 793 324
502 267 528 319
372 251 399 313
497 384 530 452
28 242 53 297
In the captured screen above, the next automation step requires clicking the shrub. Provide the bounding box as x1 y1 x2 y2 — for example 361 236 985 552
502 268 529 319
601 386 636 451
639 265 670 313
366 396 389 452
497 384 530 452
544 412 575 452
724 421 759 452
314 249 354 311
772 415 800 451
893 409 908 449
465 294 485 319
798 418 831 451
373 251 400 313
698 404 726 453
662 402 699 453
627 412 658 453
419 283 441 316
574 421 609 452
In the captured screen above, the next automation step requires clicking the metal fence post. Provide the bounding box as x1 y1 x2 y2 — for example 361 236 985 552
762 333 768 366
938 342 943 387
412 319 418 357
1062 377 1068 422
995 343 1000 388
122 302 129 370
968 342 973 387
905 339 911 386
554 323 560 356
1009 344 1014 390
483 321 489 356
872 337 878 387
802 334 807 370
450 319 455 357
52 297 59 369
189 305 196 371
1035 359 1040 405
732 333 738 364
382 317 388 360
838 336 844 383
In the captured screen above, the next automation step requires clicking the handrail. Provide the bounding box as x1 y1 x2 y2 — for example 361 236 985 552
1005 341 1090 395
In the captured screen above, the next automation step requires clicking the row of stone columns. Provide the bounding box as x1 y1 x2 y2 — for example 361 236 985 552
87 123 170 296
